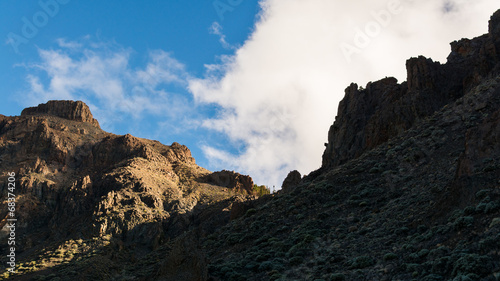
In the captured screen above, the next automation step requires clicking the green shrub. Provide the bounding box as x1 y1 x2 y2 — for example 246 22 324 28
430 256 451 275
252 184 270 196
270 259 285 272
417 225 428 233
418 249 430 258
349 255 375 269
422 274 444 280
349 195 361 200
383 253 398 261
452 254 492 277
269 271 282 281
475 189 491 199
428 246 449 260
463 206 476 215
453 216 474 230
289 256 303 266
219 266 233 275
227 233 243 245
286 242 308 258
402 243 416 251
452 274 476 281
318 212 329 220
479 233 500 251
420 229 434 241
226 272 245 281
245 208 257 217
259 261 274 271
409 253 420 261
302 234 316 243
405 263 420 272
484 201 500 213
394 227 409 235
433 224 450 235
489 218 500 228
330 273 346 281
475 203 487 213
244 261 259 271
369 166 383 173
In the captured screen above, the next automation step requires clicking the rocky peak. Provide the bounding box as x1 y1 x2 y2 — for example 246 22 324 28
281 170 301 191
201 170 254 195
163 142 196 165
406 56 442 92
322 9 500 169
489 9 500 36
21 100 100 128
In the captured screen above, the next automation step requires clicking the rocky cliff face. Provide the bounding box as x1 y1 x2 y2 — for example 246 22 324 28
322 10 500 168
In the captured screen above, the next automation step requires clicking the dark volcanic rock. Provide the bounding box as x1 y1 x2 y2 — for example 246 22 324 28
155 234 208 281
489 9 500 40
21 100 100 128
229 195 258 220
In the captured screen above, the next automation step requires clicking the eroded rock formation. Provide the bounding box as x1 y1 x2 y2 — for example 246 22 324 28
21 100 100 128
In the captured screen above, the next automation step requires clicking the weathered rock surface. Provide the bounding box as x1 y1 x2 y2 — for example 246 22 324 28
21 100 100 128
200 170 254 195
229 195 257 220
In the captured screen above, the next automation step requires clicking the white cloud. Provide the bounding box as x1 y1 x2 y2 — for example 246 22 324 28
189 0 500 188
209 22 237 50
55 38 83 49
22 38 191 130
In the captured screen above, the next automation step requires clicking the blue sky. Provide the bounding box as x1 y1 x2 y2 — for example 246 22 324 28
1 0 499 188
